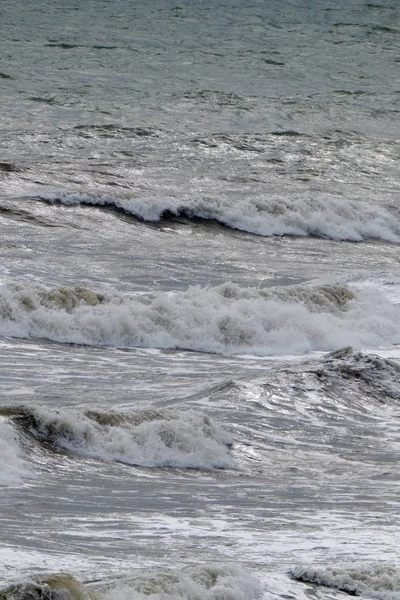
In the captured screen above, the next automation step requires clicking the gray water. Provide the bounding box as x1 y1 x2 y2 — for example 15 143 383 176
1 1 400 600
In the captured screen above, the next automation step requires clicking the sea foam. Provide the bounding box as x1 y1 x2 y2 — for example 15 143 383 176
0 281 399 355
38 192 400 242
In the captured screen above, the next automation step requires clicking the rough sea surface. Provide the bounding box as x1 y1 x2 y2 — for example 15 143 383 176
1 1 400 600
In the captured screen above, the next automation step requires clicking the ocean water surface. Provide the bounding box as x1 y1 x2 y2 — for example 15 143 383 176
1 1 400 599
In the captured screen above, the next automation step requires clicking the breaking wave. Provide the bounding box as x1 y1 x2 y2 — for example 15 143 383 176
0 565 261 600
0 421 32 486
290 564 400 600
103 563 262 600
10 406 234 469
36 192 400 242
0 281 399 355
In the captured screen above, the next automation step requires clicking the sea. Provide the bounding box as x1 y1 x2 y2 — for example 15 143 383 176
1 1 400 599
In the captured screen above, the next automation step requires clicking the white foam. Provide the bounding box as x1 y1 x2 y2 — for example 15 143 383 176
0 282 399 356
0 421 32 486
27 407 234 469
103 563 262 600
40 192 400 242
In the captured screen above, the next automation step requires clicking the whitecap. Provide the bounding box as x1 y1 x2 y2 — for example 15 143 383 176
38 192 400 242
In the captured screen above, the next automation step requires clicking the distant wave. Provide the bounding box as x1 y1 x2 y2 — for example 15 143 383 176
36 193 400 242
10 406 234 469
0 281 399 355
291 564 400 600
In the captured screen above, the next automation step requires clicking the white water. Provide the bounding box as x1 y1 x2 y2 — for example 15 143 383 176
104 563 262 600
0 282 399 355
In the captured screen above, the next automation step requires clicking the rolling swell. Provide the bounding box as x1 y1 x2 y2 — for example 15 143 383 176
34 193 400 242
229 349 400 409
308 346 400 401
279 348 400 409
7 406 234 469
0 282 398 355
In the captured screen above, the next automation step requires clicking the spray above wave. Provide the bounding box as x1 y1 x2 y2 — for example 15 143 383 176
290 564 400 600
10 406 234 469
37 192 400 242
0 281 399 355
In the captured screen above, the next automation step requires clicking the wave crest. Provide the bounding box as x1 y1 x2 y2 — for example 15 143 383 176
36 193 400 242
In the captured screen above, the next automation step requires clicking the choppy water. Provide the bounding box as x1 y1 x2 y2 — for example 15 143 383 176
1 1 400 600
